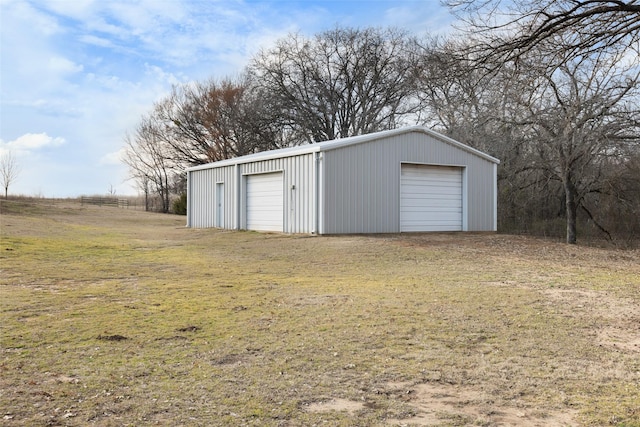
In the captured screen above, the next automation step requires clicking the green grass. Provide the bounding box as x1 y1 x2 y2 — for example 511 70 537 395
1 198 639 426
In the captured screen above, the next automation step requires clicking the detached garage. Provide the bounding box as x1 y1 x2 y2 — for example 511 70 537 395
186 126 499 234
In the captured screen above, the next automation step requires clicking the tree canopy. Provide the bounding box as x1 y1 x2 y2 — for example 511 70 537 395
250 27 422 143
445 0 640 67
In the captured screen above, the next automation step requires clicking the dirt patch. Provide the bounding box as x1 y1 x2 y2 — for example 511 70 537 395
306 381 579 426
542 288 640 353
54 375 80 384
598 327 640 352
388 382 578 426
306 398 366 415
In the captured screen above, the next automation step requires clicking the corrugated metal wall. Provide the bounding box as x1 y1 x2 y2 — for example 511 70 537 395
239 154 316 233
188 129 497 234
188 165 236 228
188 153 317 233
321 132 496 233
187 168 215 228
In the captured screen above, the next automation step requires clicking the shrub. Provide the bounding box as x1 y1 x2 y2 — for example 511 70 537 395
172 193 187 215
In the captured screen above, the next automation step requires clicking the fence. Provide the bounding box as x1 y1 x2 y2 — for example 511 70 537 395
80 196 129 208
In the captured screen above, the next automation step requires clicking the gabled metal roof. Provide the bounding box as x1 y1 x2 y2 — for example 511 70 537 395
186 125 500 172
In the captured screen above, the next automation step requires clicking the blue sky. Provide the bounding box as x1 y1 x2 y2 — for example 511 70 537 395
0 0 454 197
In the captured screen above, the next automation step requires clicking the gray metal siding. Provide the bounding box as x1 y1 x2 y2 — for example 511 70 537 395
188 127 497 234
188 166 236 229
188 153 316 233
321 132 496 233
239 154 316 233
321 139 397 233
188 168 215 228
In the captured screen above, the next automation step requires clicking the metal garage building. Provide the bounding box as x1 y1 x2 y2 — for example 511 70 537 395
186 126 500 234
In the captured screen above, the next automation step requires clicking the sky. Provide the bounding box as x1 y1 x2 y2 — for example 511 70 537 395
0 0 455 197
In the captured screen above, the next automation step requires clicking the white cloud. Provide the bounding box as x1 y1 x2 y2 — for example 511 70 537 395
37 0 96 21
6 0 63 36
106 0 187 32
79 34 114 48
144 64 186 87
0 133 66 155
100 148 126 166
384 4 454 35
48 56 84 74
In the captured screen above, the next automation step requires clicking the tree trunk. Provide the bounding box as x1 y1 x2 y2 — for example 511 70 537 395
563 177 578 244
164 188 170 214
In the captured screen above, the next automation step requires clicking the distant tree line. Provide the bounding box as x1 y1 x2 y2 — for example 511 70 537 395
124 4 640 245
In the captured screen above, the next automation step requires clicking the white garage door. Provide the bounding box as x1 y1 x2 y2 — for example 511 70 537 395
400 164 463 232
246 172 284 232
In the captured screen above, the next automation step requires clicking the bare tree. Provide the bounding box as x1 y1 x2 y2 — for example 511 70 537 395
445 0 640 68
136 173 152 212
581 148 640 244
122 116 175 213
416 38 524 155
418 37 640 243
439 1 640 243
0 151 20 198
153 76 287 166
251 27 422 143
506 50 639 243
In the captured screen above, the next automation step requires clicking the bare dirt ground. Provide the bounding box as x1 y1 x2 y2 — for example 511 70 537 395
1 198 639 426
308 381 578 426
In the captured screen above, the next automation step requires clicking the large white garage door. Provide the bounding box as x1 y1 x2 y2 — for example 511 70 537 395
400 164 463 232
246 172 284 232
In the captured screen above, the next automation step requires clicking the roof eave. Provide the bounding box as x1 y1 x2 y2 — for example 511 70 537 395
186 144 322 172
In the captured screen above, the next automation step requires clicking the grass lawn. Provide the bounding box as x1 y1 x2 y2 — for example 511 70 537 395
1 198 639 426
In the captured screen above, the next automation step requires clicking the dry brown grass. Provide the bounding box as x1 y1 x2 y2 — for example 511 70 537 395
1 198 639 426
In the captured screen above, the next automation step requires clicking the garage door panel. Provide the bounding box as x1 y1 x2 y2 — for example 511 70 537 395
402 185 460 194
400 165 462 232
402 176 460 184
246 172 284 232
401 206 462 214
402 193 461 202
402 184 461 194
402 224 461 232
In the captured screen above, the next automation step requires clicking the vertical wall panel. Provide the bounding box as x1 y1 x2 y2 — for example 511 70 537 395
235 153 315 233
321 132 497 233
188 168 214 228
188 165 237 229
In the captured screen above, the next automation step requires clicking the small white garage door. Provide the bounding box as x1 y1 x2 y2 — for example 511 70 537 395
400 164 463 232
246 172 284 232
